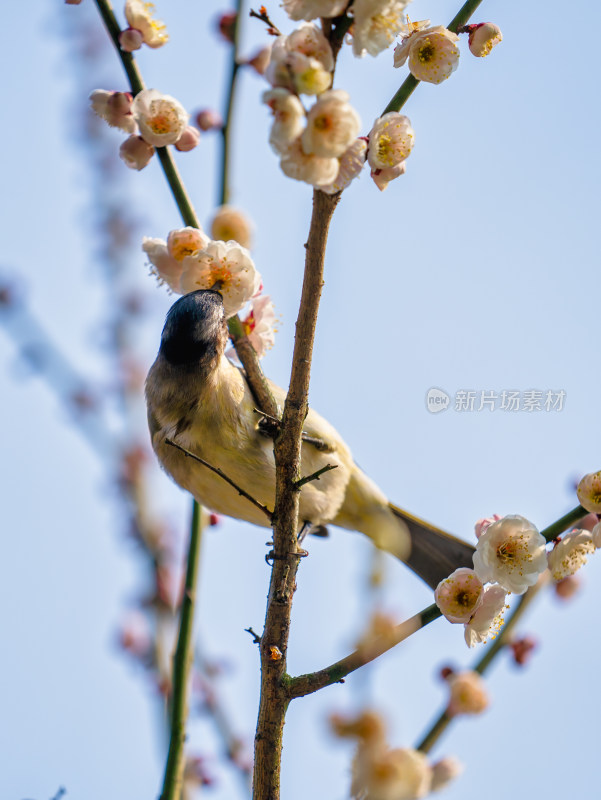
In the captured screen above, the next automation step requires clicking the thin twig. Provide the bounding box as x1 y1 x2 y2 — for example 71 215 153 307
294 464 338 489
288 604 442 699
159 502 204 800
245 627 262 645
165 438 273 521
220 0 244 205
249 7 281 35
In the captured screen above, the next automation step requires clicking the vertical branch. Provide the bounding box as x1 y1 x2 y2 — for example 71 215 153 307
252 190 341 800
160 502 204 800
219 0 244 206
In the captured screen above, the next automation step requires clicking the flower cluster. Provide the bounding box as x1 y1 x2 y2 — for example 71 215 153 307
437 504 601 647
142 225 275 345
262 24 365 191
435 567 508 648
330 709 462 798
262 21 421 192
90 88 200 170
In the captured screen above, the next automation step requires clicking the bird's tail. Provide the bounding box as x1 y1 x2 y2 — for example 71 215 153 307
389 503 475 590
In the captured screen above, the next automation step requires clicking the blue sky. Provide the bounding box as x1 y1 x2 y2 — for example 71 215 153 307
2 2 600 799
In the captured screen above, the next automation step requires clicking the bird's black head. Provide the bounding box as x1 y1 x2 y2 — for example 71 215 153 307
159 290 228 367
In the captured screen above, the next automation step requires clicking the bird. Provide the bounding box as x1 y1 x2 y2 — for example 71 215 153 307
145 290 475 590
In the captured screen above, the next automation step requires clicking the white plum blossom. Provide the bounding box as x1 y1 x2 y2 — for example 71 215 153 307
282 0 348 22
301 90 361 158
286 23 334 71
167 227 210 260
352 0 411 58
143 238 183 291
548 530 595 581
430 757 463 793
279 137 339 188
394 23 460 84
263 89 306 154
266 49 332 96
210 205 253 250
131 89 189 147
90 90 136 133
447 671 489 716
472 515 547 595
352 745 432 800
179 240 261 318
124 0 169 48
467 22 503 57
370 159 406 190
434 568 484 624
464 583 508 648
577 470 601 513
119 135 155 170
367 112 414 170
592 522 601 549
265 28 334 96
143 227 209 291
320 139 367 194
240 295 277 358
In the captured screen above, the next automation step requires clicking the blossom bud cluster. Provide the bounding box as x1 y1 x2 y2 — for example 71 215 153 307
262 22 419 192
142 219 276 357
90 88 200 170
330 709 462 798
262 23 365 191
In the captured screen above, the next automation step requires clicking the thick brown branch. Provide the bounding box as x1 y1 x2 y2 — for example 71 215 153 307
252 191 341 800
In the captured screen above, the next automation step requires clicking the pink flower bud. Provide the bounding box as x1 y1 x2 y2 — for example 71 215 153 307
247 45 271 75
474 514 501 539
119 135 155 170
554 574 581 600
218 12 237 44
509 636 537 666
65 0 83 5
467 22 503 57
447 671 489 716
431 757 463 792
119 28 144 52
195 108 223 131
209 513 221 527
174 126 201 152
107 91 133 116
